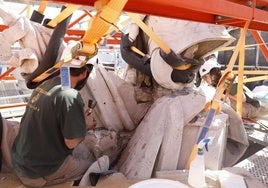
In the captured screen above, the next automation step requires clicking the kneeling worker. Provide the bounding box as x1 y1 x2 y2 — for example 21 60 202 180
1 58 97 187
198 57 261 119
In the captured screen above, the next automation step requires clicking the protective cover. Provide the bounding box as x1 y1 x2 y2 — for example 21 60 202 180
144 16 235 90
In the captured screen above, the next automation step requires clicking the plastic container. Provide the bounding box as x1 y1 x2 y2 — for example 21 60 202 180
188 138 212 188
188 148 206 187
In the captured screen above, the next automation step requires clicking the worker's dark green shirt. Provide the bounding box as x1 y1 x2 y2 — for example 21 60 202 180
229 83 261 108
12 76 87 178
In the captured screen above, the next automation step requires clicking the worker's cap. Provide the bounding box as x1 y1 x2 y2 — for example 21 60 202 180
86 55 98 65
84 55 98 72
68 54 98 72
199 58 221 78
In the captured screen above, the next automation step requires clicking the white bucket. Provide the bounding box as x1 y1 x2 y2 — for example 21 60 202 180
129 179 190 188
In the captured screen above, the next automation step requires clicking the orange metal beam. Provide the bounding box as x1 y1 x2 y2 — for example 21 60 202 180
0 102 27 109
0 67 16 80
67 11 90 28
250 30 268 61
50 0 268 31
0 25 8 31
2 1 268 45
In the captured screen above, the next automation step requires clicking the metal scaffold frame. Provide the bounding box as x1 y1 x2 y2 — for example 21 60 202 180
0 0 267 113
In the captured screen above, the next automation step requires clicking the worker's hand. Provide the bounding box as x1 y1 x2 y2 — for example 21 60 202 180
85 109 97 130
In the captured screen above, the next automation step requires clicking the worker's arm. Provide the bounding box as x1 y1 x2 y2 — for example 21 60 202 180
64 111 96 149
64 137 84 149
228 83 246 102
228 92 246 102
84 109 97 131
